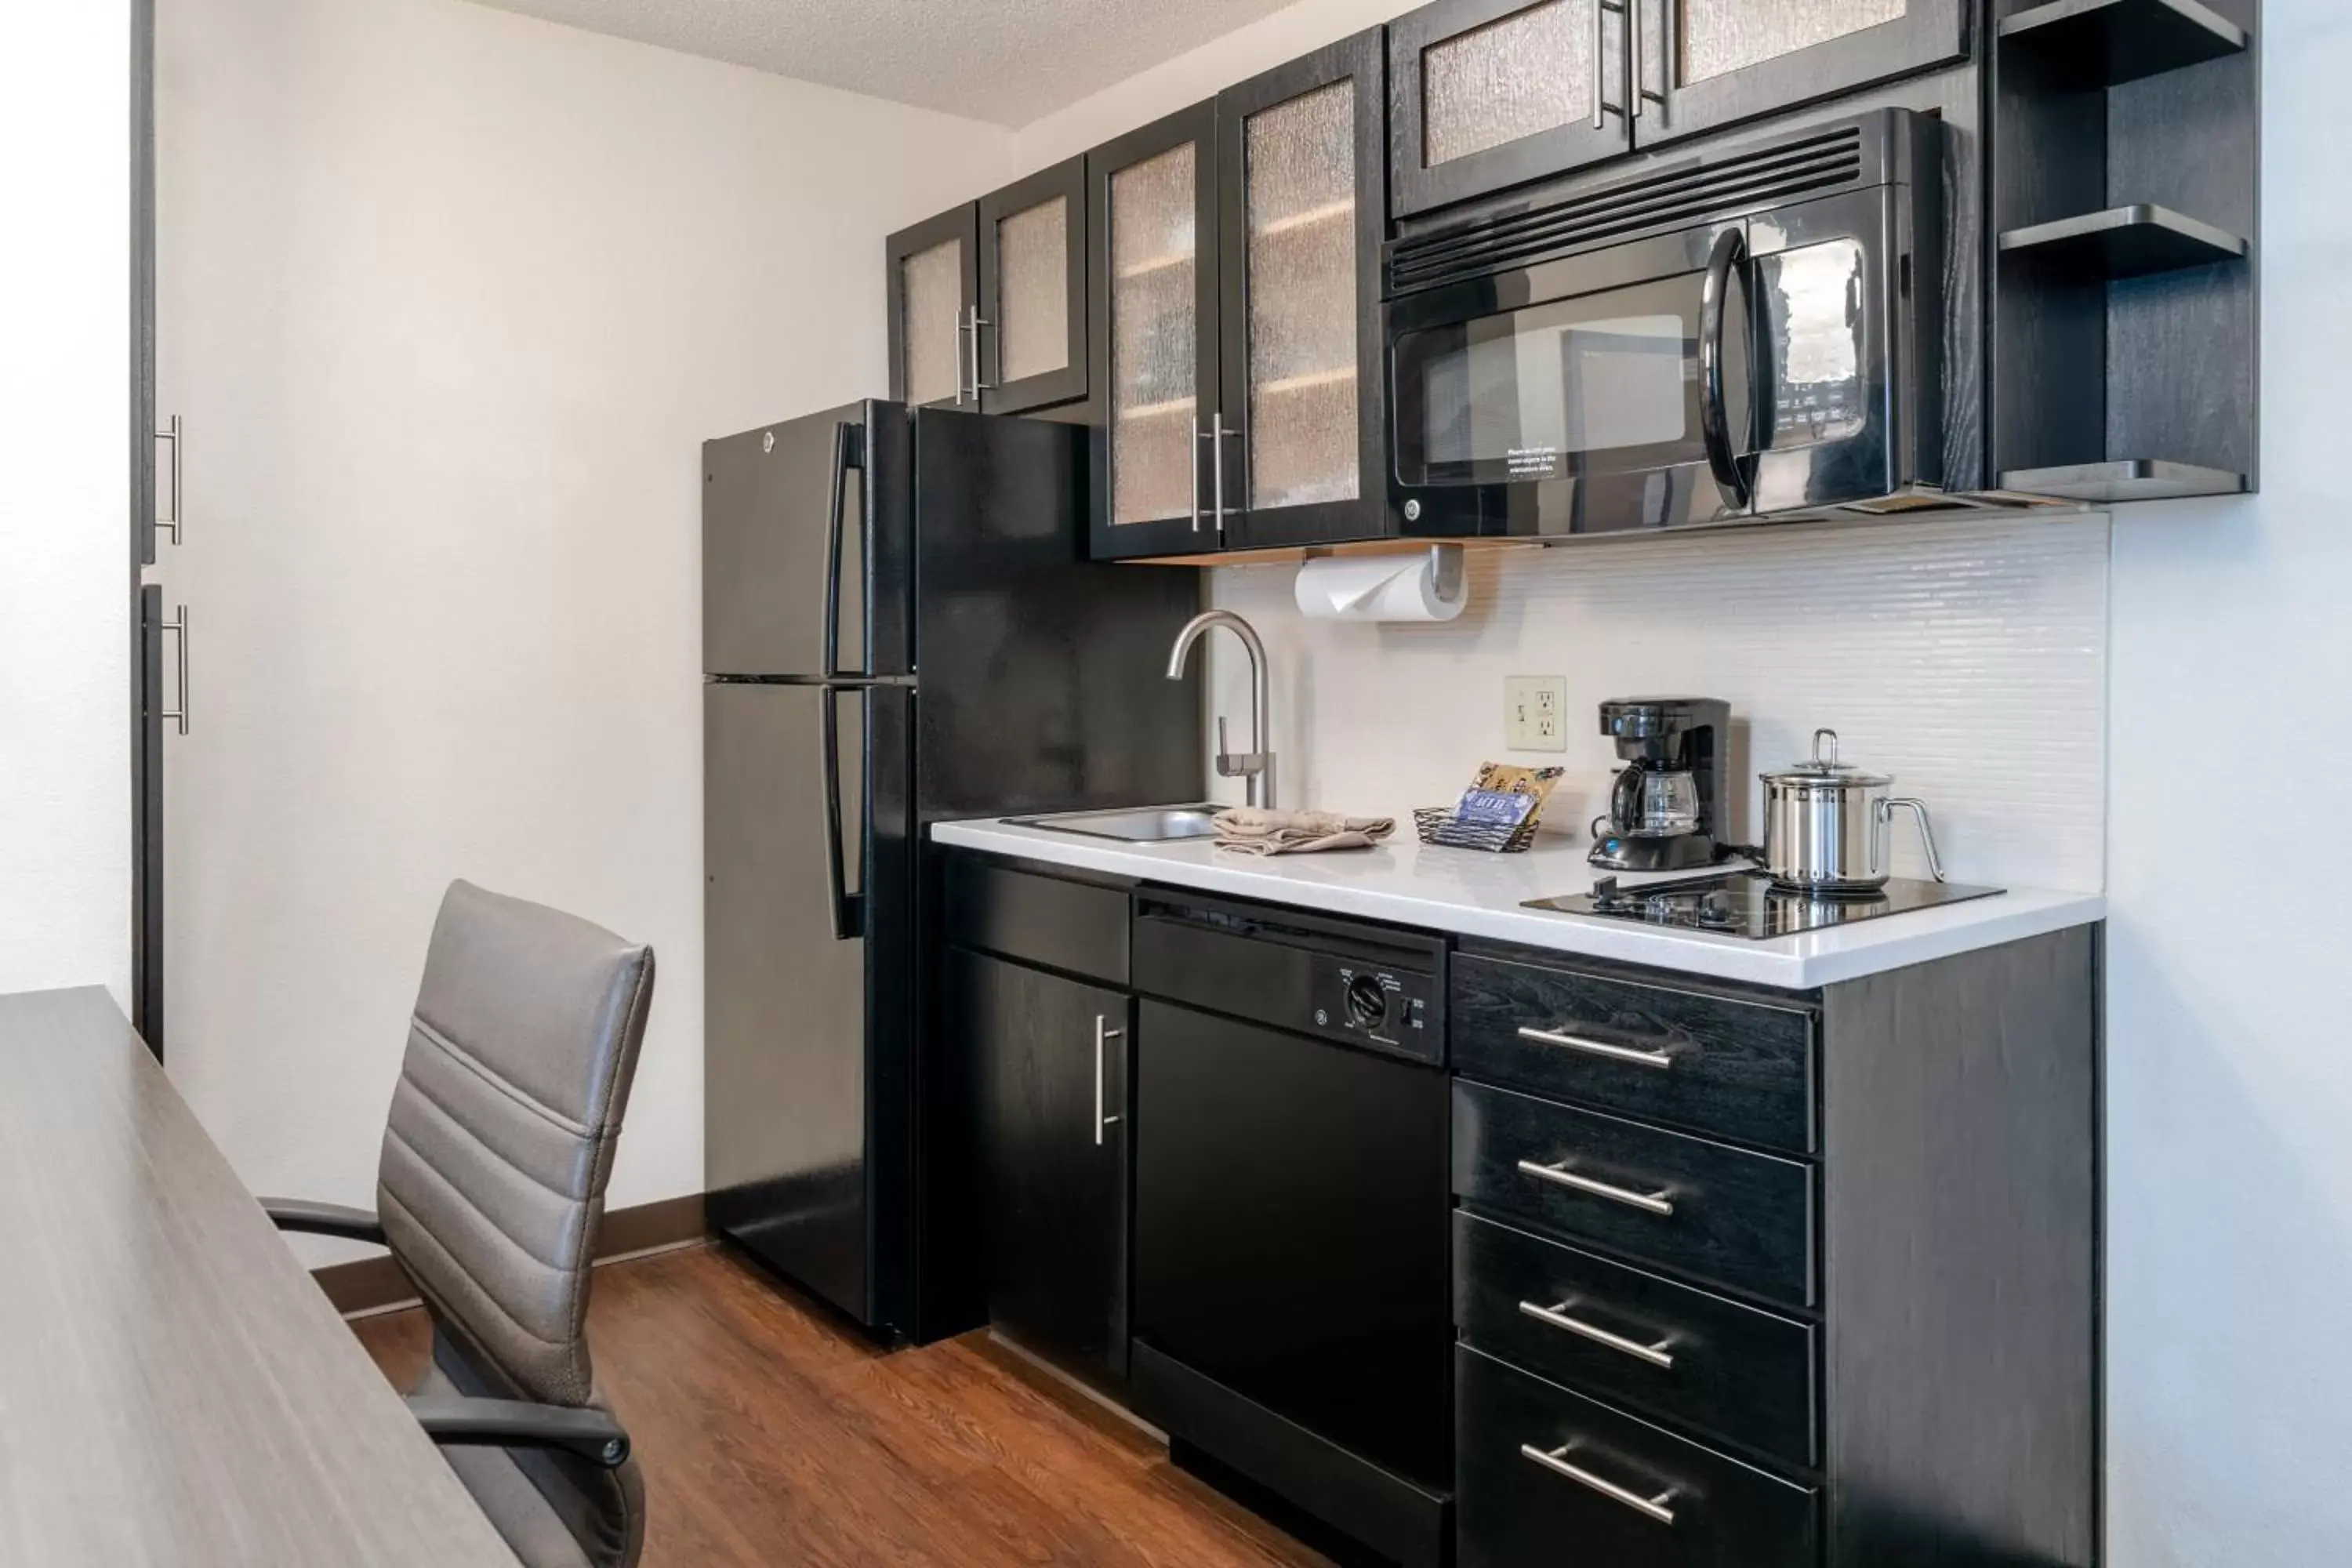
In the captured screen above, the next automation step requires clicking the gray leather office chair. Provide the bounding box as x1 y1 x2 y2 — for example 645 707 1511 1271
263 880 657 1568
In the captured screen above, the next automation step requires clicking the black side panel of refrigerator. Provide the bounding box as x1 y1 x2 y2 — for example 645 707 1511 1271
906 405 1203 1345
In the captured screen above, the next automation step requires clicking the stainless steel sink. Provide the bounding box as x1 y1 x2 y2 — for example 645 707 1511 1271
1009 804 1225 844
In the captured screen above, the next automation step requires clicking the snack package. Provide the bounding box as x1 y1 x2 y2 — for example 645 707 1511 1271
1454 762 1566 828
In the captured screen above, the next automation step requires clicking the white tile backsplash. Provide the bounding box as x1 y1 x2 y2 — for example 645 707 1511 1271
1200 514 2111 892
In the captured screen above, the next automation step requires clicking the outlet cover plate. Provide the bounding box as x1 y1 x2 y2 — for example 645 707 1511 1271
1505 675 1567 752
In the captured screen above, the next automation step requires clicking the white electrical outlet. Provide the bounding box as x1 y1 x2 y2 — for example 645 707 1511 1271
1504 676 1567 752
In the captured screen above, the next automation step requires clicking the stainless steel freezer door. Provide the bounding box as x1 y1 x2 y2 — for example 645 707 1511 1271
702 408 866 677
703 680 871 1320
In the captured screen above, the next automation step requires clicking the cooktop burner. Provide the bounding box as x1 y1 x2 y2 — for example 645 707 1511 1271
1526 869 2003 940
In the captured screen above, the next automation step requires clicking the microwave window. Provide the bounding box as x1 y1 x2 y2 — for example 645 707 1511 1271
1407 285 1699 482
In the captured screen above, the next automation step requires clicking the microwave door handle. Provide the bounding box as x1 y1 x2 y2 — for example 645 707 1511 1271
1699 227 1753 511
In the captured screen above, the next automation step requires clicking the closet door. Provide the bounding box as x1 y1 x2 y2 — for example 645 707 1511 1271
1217 28 1390 550
1633 0 1969 147
1086 102 1221 561
978 157 1087 415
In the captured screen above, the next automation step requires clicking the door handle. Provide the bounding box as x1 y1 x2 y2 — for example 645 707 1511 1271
159 604 190 736
1633 0 1671 121
971 307 996 396
1517 1025 1673 1070
1190 416 1205 532
1595 0 1626 129
155 415 183 545
1208 412 1238 533
1517 1157 1675 1215
1518 1299 1677 1368
820 686 866 942
953 310 971 405
1094 1014 1126 1145
1699 226 1754 510
822 420 866 681
1520 1442 1679 1525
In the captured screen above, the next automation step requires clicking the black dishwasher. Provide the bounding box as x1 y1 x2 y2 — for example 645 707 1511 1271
1130 891 1452 1568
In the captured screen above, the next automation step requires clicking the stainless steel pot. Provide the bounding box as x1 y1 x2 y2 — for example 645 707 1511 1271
1759 729 1945 892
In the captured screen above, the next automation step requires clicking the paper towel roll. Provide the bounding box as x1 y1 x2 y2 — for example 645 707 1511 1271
1293 548 1468 623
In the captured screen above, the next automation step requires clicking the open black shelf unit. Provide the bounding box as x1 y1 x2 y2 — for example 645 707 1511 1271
1999 0 2249 88
1991 0 2259 502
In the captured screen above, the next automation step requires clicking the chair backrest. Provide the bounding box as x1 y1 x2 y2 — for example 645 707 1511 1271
376 880 655 1407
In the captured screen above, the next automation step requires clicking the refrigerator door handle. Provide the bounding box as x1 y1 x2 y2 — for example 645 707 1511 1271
820 684 867 942
822 419 868 681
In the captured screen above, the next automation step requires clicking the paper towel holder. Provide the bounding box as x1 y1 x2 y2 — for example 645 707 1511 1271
1300 544 1466 605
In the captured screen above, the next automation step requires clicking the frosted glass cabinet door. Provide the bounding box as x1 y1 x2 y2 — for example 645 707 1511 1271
1633 0 1967 147
1087 100 1220 559
1218 28 1388 547
1389 0 1629 219
886 205 977 408
978 156 1087 414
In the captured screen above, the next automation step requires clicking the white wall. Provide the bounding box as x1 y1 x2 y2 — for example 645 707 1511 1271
0 9 133 1005
1207 518 2112 893
155 0 1013 1257
2103 5 2352 1562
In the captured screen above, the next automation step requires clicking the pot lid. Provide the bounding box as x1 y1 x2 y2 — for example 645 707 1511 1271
1761 728 1893 787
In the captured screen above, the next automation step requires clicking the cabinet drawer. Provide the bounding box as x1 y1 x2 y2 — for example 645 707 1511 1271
943 856 1130 985
1454 1212 1816 1466
1453 953 1815 1153
1453 1081 1814 1307
1457 1345 1817 1568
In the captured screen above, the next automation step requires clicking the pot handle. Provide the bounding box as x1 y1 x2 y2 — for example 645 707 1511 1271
1879 798 1946 883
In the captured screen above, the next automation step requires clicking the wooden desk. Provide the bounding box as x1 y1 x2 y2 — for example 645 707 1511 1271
0 987 516 1566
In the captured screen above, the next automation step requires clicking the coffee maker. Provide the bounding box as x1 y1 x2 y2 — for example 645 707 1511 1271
1590 698 1733 872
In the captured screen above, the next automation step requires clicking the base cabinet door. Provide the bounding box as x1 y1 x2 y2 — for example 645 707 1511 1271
951 947 1131 1386
1634 0 1969 147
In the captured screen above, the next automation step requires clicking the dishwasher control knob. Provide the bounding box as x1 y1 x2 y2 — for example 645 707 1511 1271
1345 975 1388 1029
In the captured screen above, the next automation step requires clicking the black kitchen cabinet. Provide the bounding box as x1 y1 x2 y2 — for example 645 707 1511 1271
1089 30 1390 559
1450 931 2101 1568
948 945 1132 1388
1388 0 1633 220
1387 0 1969 216
888 156 1089 415
1632 0 1972 148
886 205 977 410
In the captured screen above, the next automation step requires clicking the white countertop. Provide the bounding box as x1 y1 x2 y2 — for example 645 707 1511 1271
929 815 2104 990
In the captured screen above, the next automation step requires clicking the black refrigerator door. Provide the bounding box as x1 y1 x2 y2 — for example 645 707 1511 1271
909 405 1201 823
702 402 913 678
704 680 913 1332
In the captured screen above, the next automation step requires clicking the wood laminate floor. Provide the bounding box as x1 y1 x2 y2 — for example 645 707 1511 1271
354 1242 1332 1568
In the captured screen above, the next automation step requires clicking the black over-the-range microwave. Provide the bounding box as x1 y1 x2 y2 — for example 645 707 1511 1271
1385 108 1945 541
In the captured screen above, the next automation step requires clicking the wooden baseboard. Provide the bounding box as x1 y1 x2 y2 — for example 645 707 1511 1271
311 1192 710 1318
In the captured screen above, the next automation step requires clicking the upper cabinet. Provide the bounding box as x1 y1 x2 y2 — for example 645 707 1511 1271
1390 0 1631 220
1090 30 1390 561
887 206 977 410
888 156 1089 415
1389 0 1968 215
1635 0 1970 146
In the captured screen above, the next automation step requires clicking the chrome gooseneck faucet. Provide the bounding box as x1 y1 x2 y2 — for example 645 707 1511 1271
1165 610 1276 809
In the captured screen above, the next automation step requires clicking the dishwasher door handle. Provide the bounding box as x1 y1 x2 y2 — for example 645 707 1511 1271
1094 1015 1126 1146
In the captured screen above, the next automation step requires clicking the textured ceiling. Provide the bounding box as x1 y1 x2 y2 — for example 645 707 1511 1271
463 0 1304 125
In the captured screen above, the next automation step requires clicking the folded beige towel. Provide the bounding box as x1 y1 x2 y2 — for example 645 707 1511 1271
1213 807 1396 856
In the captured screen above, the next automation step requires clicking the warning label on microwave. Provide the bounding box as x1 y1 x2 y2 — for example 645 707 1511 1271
1506 445 1561 479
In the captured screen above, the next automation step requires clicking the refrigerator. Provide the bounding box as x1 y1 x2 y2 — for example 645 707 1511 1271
702 401 1201 1343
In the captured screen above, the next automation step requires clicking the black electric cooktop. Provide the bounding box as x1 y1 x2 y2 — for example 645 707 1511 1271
1527 869 2004 940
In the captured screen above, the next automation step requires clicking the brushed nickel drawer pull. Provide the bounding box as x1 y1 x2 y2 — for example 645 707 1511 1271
1518 1025 1672 1069
1516 1158 1675 1216
1520 1442 1678 1525
1518 1299 1676 1369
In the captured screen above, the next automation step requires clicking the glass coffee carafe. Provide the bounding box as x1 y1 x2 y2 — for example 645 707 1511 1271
1611 763 1703 838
